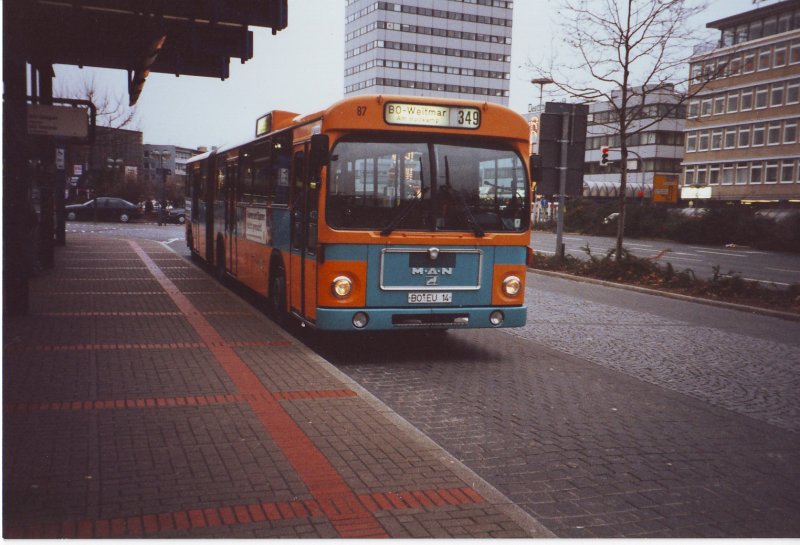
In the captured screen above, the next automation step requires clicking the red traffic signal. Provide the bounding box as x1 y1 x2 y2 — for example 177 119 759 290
600 147 610 166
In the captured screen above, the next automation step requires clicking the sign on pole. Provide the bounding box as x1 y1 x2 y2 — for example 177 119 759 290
27 104 89 138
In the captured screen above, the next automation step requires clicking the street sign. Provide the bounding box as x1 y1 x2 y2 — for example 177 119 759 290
27 104 89 138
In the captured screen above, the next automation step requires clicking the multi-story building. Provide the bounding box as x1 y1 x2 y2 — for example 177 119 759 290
583 85 686 199
142 144 196 186
344 0 513 105
683 0 800 204
66 126 144 199
142 144 199 203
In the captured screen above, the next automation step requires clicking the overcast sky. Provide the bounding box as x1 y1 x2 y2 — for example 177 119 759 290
54 0 759 150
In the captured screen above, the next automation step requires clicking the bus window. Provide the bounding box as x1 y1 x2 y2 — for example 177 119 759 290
326 137 528 233
252 160 271 201
273 136 291 206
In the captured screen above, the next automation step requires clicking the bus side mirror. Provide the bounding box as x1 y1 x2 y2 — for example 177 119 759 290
310 134 330 172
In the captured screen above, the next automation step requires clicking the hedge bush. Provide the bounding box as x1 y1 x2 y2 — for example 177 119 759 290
543 199 800 253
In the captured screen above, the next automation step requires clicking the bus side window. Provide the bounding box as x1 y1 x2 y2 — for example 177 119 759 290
239 150 254 203
273 136 291 206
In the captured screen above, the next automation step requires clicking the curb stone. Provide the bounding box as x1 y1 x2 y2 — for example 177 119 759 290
530 267 800 322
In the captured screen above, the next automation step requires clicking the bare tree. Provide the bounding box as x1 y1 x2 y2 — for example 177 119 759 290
58 73 138 129
529 0 713 260
57 74 146 200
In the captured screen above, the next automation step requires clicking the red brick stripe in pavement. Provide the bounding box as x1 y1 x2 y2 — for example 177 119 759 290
6 340 291 352
6 487 484 538
36 310 253 317
5 390 358 413
128 240 388 538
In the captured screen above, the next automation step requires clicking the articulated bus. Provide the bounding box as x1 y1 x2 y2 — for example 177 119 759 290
185 94 532 331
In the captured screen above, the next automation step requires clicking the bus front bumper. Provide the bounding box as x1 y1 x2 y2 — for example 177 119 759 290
314 306 527 331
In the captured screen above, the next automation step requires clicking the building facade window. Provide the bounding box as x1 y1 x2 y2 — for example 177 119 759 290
738 125 751 148
688 99 699 117
698 130 710 151
780 160 794 183
767 121 781 145
724 128 736 149
727 91 739 113
755 86 768 108
684 166 695 185
736 163 749 185
765 160 779 183
741 89 753 110
709 165 720 185
784 121 797 143
787 80 800 104
791 41 800 64
758 47 771 70
751 163 762 184
771 82 785 106
686 133 697 152
714 95 725 114
711 129 723 150
753 123 765 145
722 163 735 185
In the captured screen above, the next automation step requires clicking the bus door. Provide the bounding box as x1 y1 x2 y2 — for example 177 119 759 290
289 145 318 320
225 159 238 277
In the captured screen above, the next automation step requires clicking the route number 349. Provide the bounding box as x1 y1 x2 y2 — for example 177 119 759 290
457 109 480 126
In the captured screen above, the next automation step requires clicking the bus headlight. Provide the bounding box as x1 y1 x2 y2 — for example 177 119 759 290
352 312 369 328
332 276 353 298
502 275 521 296
490 310 505 326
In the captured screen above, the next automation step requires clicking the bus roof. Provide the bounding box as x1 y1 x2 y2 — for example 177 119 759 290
185 150 212 164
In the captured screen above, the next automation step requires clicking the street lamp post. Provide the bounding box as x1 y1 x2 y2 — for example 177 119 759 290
151 150 171 226
530 78 554 112
98 157 123 223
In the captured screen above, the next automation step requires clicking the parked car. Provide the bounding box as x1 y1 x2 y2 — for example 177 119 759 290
165 207 186 224
65 197 141 223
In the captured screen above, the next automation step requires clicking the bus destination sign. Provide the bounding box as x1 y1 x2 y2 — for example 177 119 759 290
384 102 481 129
255 113 272 137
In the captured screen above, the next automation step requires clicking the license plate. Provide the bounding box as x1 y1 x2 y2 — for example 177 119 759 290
408 292 452 304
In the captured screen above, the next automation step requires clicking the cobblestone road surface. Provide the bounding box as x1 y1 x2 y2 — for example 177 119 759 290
316 273 800 538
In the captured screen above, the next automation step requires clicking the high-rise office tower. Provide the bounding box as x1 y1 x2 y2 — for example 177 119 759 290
344 0 514 105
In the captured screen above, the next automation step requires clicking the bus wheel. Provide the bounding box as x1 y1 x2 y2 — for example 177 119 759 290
269 267 287 325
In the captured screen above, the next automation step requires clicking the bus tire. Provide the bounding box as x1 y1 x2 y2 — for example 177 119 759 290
269 266 287 325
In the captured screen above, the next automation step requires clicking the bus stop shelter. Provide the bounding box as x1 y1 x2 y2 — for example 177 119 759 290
3 0 288 315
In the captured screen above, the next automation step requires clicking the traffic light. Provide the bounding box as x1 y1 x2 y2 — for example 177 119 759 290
600 147 609 166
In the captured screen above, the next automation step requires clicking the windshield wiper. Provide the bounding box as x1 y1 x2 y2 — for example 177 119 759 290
443 156 484 237
381 156 427 236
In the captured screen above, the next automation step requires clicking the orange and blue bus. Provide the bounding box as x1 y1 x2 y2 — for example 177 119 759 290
185 94 532 331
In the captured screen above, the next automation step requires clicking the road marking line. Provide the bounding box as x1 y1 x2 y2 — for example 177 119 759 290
694 249 747 258
742 277 791 287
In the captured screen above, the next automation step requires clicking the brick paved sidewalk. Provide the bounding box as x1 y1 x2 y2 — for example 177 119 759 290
2 234 552 538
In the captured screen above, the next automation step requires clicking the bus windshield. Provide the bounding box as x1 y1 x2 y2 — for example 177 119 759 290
326 137 529 233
